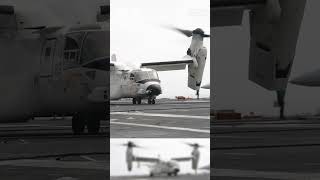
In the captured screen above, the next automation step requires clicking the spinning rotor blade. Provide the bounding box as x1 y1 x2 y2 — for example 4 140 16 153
168 26 210 38
171 27 193 37
184 142 204 148
120 141 145 148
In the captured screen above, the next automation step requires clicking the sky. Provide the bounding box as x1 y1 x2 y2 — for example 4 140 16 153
110 138 210 176
213 1 320 116
110 0 210 99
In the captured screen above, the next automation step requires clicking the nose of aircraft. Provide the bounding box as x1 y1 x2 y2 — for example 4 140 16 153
146 84 162 96
290 69 320 87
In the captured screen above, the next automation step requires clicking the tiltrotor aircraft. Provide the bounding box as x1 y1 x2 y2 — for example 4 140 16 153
121 141 203 177
0 0 109 134
110 27 210 104
213 0 307 118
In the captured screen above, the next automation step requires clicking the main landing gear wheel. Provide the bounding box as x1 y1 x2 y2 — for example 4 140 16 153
133 98 142 104
87 116 101 134
148 98 156 104
72 113 101 134
72 113 85 134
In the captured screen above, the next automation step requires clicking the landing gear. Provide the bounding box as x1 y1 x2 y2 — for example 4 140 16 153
133 98 142 104
133 98 136 104
196 90 200 100
277 90 286 120
72 112 102 134
72 113 85 134
148 97 156 104
87 115 101 134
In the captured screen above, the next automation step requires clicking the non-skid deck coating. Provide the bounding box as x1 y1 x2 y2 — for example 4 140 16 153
212 118 320 179
110 100 210 138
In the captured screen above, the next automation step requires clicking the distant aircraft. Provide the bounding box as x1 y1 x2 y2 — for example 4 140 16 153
290 69 320 86
110 27 210 104
120 141 204 177
0 0 108 134
212 0 307 118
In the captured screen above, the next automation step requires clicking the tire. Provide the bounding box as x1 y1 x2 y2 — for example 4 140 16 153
72 113 85 134
87 116 101 134
137 98 142 104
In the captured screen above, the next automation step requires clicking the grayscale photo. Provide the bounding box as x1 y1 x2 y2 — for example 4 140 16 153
0 0 109 179
212 0 320 179
110 0 210 138
110 138 210 180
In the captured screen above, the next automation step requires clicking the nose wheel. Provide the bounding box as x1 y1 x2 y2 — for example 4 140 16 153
148 97 156 104
133 98 142 104
72 112 102 134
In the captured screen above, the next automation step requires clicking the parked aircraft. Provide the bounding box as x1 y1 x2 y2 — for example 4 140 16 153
110 27 210 104
0 0 109 134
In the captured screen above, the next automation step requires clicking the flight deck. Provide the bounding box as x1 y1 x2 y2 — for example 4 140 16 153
110 99 210 138
0 118 108 180
212 118 320 179
110 174 210 180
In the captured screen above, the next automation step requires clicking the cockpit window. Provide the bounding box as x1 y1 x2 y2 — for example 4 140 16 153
63 31 108 71
81 31 108 64
134 70 159 82
129 73 135 80
63 32 84 69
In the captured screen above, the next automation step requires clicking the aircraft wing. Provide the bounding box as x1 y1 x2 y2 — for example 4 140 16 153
212 0 266 27
134 156 160 163
140 59 194 71
171 157 193 162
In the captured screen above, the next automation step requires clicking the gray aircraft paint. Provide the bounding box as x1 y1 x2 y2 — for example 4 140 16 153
0 0 109 122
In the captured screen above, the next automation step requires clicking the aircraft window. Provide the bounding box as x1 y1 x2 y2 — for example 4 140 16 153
70 52 76 59
81 31 108 64
134 71 159 81
130 73 135 80
63 33 84 69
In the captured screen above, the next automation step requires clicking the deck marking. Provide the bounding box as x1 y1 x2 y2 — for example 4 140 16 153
212 168 320 179
111 112 209 120
111 122 209 134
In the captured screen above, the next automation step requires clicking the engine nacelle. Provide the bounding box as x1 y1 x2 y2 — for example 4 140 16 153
191 148 200 170
249 0 307 90
0 5 17 38
188 47 207 90
126 147 134 171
